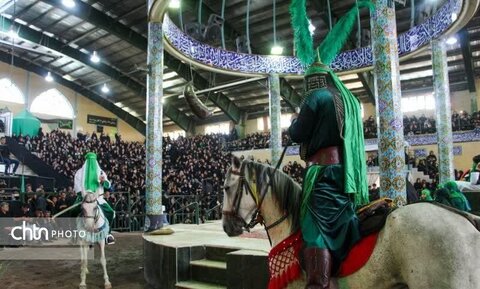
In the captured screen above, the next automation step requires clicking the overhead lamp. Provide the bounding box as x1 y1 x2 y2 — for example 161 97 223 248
169 0 180 9
7 26 18 39
101 83 110 93
446 36 457 45
62 0 76 8
45 72 54 82
90 51 100 63
271 45 284 55
451 13 458 22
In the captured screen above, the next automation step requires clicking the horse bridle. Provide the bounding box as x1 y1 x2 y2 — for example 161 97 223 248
222 147 290 240
82 194 101 228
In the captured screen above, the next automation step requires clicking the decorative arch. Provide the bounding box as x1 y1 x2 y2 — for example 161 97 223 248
30 89 74 119
0 78 25 104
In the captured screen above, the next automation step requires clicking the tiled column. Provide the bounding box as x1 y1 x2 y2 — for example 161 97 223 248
268 74 282 165
145 21 164 232
372 0 406 205
432 39 454 184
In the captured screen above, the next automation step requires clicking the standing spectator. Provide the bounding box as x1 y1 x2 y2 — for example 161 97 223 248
0 137 19 175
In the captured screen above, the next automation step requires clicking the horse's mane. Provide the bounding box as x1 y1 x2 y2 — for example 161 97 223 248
246 160 303 233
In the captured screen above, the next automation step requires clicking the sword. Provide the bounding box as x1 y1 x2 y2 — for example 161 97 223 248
52 202 82 220
52 192 106 220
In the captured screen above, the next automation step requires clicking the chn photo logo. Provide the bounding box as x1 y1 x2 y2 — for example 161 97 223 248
10 220 86 242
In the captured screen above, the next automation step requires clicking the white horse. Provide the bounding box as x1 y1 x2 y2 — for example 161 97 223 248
222 158 480 289
78 190 112 289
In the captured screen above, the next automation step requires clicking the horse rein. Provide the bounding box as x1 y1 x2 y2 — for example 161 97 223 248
222 146 290 244
81 194 101 231
222 162 258 231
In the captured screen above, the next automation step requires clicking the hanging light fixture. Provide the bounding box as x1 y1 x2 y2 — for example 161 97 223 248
62 0 76 8
270 0 284 55
7 25 18 39
446 36 458 45
169 0 181 9
101 83 110 93
271 45 284 55
451 12 458 22
45 72 54 82
90 51 100 63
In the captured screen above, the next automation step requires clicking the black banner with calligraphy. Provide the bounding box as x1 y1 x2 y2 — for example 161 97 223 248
87 115 117 127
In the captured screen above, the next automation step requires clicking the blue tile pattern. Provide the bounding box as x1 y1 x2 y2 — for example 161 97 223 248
372 0 406 204
414 149 427 158
145 22 164 226
269 74 282 165
453 146 463 156
162 0 461 74
432 39 454 184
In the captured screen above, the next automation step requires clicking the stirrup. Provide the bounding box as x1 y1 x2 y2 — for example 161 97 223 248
106 235 115 245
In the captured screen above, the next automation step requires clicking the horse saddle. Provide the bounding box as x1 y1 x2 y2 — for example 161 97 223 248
333 198 394 277
356 198 393 237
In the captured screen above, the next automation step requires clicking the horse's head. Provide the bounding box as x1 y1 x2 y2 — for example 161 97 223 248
81 190 99 223
222 156 258 237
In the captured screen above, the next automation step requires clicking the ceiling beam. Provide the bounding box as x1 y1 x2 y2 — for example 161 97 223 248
0 51 146 135
181 0 238 41
1 18 146 94
40 0 244 124
279 78 303 109
40 0 147 50
199 1 302 110
5 14 195 131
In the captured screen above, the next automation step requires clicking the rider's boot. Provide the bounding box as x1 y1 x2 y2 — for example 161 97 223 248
106 234 115 245
303 247 332 289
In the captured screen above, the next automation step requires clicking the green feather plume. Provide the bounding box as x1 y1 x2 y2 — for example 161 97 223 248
289 0 315 66
318 1 375 66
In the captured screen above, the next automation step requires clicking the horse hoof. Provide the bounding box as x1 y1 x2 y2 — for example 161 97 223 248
79 285 87 289
104 283 112 289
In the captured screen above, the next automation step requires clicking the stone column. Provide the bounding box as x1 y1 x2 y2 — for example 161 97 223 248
371 0 406 204
432 39 454 184
268 74 282 165
144 21 164 232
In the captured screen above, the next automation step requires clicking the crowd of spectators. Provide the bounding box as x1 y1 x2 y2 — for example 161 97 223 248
227 131 291 151
162 134 231 220
4 110 479 226
363 111 480 139
226 111 480 152
21 129 146 196
12 130 232 225
282 161 305 184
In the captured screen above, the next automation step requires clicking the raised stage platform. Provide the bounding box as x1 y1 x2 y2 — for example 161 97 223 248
143 221 271 289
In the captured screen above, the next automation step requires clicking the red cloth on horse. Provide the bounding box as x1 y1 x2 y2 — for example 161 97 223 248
337 232 379 277
268 231 303 289
268 231 379 289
